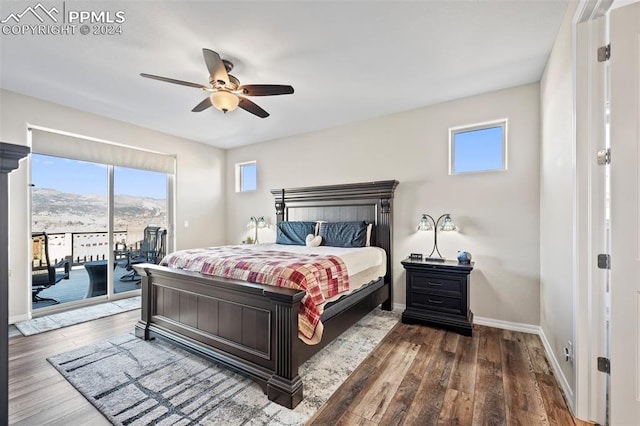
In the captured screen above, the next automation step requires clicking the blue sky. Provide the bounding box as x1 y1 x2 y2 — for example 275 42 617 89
241 163 257 191
32 154 167 199
453 126 504 173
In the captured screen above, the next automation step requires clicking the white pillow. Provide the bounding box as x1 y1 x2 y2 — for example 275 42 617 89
306 234 322 247
365 223 372 246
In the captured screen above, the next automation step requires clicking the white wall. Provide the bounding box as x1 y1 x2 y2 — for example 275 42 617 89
0 89 226 323
226 83 541 325
540 0 577 400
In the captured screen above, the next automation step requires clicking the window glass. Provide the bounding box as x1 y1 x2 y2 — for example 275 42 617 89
237 161 257 192
31 154 108 307
113 167 167 294
450 120 507 174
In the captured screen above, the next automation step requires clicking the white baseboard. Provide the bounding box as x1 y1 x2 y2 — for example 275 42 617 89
9 313 31 324
474 316 540 334
392 303 406 312
395 311 540 334
538 327 575 413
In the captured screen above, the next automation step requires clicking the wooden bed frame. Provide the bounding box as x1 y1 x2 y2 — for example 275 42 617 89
134 180 398 408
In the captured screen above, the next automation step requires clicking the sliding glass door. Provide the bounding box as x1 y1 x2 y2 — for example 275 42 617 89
113 166 167 293
31 154 109 308
31 154 171 310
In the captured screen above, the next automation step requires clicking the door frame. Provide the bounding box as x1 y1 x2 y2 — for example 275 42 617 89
574 0 614 422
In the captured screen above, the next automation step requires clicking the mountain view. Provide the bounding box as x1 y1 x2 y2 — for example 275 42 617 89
32 187 167 234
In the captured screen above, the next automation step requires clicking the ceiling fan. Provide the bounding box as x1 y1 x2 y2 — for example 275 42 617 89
140 48 294 118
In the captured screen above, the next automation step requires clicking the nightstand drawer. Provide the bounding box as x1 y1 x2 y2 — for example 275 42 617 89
409 273 462 295
411 292 462 314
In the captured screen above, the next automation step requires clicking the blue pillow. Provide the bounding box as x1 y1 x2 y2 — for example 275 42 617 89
319 221 368 248
276 221 316 245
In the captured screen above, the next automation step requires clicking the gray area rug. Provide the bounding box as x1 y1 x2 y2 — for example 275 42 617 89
48 308 399 425
16 296 141 336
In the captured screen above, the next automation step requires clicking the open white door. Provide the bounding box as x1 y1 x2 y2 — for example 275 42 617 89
610 2 640 424
575 5 609 421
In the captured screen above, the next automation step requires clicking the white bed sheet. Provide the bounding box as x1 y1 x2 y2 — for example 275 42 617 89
243 243 387 278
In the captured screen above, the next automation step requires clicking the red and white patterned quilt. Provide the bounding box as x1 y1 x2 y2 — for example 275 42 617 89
161 246 350 343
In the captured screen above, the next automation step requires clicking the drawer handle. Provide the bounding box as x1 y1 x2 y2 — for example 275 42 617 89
428 281 443 287
428 298 444 304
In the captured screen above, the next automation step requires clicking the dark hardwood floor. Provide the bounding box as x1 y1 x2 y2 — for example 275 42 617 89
8 310 139 425
8 310 589 425
309 322 591 426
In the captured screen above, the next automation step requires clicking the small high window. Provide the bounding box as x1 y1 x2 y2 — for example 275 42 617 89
449 119 507 174
236 161 257 192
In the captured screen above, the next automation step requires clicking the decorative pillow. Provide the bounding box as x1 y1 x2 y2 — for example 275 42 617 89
319 221 368 248
276 221 317 245
305 234 322 247
365 223 374 246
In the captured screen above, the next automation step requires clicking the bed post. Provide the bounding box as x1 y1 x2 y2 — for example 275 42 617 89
379 195 394 311
274 188 285 222
265 288 304 408
134 266 153 340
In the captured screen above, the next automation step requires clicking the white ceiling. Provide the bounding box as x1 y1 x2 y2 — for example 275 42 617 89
0 1 568 149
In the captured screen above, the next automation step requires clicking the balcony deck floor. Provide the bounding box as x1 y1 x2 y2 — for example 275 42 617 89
33 264 140 310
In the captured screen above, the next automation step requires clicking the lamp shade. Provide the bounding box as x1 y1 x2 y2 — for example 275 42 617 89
417 214 433 231
256 216 267 229
247 216 267 229
247 216 266 244
210 90 239 113
440 214 458 232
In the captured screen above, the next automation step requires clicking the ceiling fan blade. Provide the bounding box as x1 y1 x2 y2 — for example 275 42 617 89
238 96 269 118
192 97 212 112
238 85 294 96
203 48 229 85
140 73 205 89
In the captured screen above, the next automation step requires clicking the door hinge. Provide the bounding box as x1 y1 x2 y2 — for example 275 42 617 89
598 44 611 62
597 148 611 165
597 356 610 374
597 254 611 269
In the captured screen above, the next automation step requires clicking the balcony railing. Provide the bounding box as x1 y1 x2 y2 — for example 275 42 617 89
35 230 131 266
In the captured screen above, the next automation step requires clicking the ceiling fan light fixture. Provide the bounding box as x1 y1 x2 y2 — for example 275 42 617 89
210 90 239 113
141 48 293 118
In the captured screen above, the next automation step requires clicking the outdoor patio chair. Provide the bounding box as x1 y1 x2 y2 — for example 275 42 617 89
120 226 166 282
32 232 70 304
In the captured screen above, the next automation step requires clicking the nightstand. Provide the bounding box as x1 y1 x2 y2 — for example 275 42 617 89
401 258 474 336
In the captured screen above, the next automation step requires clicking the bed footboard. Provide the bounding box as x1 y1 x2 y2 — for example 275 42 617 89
134 264 306 408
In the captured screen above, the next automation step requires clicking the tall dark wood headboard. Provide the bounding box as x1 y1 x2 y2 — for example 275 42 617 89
270 180 399 308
